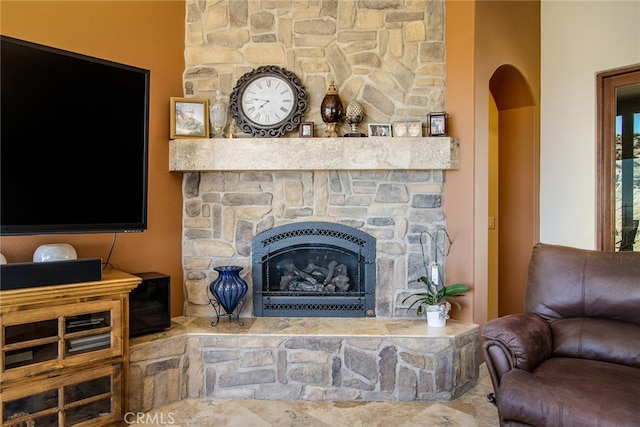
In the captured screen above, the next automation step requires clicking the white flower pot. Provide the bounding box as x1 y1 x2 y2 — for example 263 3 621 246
426 303 450 327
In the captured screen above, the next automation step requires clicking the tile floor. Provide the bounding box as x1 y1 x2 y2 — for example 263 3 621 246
132 365 499 427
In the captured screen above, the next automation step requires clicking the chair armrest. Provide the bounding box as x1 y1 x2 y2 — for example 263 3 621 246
481 313 552 388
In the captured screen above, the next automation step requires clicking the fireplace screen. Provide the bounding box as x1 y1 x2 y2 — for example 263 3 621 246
252 222 376 317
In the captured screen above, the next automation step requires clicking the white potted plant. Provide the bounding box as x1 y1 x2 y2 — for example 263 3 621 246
403 276 470 327
403 231 470 327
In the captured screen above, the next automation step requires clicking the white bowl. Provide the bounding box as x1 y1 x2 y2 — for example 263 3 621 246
33 243 78 262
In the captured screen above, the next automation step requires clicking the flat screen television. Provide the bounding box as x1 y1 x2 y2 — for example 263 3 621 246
1 35 150 235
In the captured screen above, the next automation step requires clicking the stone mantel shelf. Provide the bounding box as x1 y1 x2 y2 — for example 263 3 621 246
169 136 459 172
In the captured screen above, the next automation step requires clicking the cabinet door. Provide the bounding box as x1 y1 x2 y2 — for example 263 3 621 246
1 364 122 427
1 299 123 382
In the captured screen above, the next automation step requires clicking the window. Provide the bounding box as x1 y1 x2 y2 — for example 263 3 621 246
597 65 640 251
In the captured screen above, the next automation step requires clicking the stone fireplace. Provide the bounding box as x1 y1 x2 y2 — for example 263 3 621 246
171 137 459 318
127 3 479 408
252 221 376 317
175 0 459 318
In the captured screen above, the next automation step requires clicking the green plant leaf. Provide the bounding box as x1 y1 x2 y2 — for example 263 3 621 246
442 283 471 297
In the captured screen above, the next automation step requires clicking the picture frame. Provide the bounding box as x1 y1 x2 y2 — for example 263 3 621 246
407 121 423 137
368 123 392 137
393 121 422 138
170 97 209 138
393 122 409 137
299 122 314 138
428 112 447 136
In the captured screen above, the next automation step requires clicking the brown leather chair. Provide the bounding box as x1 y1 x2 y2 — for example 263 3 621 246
482 243 640 427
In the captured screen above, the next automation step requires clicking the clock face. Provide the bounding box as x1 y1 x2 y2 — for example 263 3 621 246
230 65 308 137
241 76 295 126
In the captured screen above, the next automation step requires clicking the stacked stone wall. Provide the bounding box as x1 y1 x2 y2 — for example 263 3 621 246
128 319 479 410
180 0 452 318
183 0 446 137
183 170 449 317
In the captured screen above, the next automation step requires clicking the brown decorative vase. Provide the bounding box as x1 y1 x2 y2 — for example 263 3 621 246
321 81 344 137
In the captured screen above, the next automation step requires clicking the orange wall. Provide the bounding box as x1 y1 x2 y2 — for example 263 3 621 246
443 1 476 323
445 1 540 324
0 1 186 317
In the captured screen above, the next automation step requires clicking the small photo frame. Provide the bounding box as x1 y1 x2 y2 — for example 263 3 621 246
170 97 209 138
299 122 314 138
393 121 423 138
428 112 447 136
393 122 409 137
407 121 422 137
368 123 392 137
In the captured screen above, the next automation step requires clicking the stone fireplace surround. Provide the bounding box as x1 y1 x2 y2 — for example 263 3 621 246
133 136 479 410
127 0 479 411
171 136 460 319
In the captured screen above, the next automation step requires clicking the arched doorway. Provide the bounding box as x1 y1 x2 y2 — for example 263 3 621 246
488 65 539 317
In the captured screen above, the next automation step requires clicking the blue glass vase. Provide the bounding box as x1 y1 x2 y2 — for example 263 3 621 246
209 266 248 315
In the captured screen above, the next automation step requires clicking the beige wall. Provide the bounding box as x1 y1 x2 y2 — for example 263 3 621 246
0 1 186 316
540 1 640 249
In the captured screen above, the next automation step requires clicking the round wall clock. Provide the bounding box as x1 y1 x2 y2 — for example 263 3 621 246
229 65 308 137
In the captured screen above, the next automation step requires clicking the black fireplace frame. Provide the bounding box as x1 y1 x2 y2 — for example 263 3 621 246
252 221 376 317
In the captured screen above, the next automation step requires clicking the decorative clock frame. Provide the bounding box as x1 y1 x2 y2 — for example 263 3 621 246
229 65 308 138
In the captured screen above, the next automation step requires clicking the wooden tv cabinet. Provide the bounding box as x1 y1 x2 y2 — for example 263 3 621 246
0 269 141 427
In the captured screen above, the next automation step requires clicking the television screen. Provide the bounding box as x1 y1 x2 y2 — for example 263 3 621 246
1 36 150 235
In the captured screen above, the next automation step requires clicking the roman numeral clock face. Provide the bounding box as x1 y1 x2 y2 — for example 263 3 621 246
242 77 294 126
230 65 308 137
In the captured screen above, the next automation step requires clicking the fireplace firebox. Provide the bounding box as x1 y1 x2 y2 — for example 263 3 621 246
252 222 376 317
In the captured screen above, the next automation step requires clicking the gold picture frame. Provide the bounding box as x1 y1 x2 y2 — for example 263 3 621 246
170 97 209 138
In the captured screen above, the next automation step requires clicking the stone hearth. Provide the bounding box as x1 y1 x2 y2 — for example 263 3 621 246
129 316 479 411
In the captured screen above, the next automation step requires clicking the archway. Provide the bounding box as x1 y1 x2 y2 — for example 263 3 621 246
488 64 539 317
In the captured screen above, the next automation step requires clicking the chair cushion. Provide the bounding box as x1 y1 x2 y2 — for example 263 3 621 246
526 244 640 325
497 358 640 427
551 318 640 368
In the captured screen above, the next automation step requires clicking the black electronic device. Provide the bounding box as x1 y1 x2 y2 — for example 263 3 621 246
129 272 171 337
0 258 102 290
0 35 150 236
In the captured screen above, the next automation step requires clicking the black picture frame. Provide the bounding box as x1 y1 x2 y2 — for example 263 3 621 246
429 112 447 136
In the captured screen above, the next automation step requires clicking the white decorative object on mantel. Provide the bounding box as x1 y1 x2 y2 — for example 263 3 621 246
169 137 459 172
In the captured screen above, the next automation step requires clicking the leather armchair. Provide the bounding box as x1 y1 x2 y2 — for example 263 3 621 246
482 243 640 427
